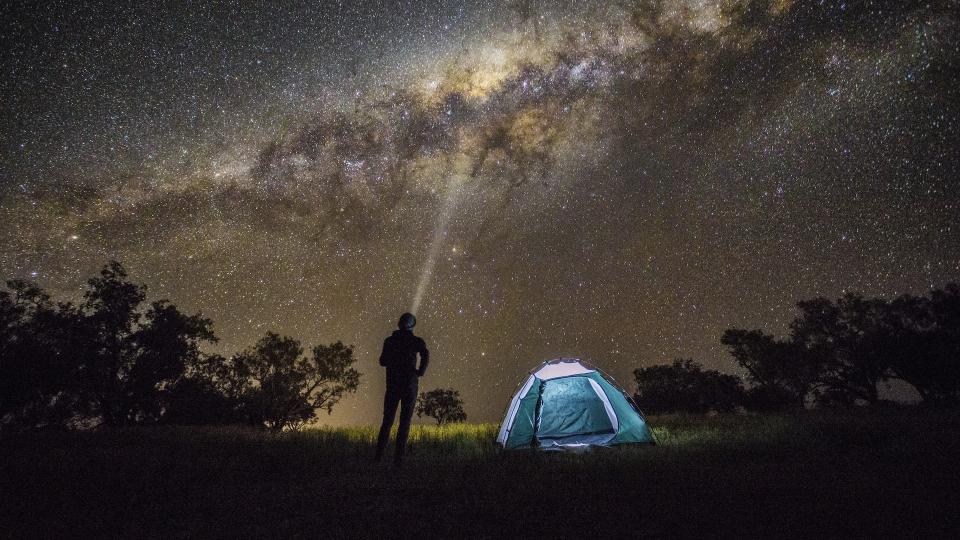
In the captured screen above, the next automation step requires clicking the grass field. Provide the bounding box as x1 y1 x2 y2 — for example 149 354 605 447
3 410 959 538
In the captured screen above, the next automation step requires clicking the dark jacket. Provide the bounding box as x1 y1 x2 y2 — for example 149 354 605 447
379 329 429 385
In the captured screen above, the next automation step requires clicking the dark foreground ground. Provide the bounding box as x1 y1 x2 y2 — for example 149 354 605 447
2 410 959 538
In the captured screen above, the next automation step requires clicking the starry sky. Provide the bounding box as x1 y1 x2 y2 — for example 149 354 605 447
2 0 958 423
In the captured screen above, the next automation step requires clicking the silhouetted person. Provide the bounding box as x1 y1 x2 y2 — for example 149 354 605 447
375 312 429 465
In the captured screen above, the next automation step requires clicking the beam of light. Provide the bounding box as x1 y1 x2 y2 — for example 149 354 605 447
411 175 466 314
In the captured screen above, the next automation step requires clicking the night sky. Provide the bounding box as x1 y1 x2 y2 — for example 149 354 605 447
2 0 958 423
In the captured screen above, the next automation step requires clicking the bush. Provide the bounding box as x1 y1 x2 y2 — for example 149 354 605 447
416 388 467 425
633 359 745 414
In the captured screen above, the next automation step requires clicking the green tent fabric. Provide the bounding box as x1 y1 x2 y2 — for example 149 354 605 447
502 381 540 448
497 358 656 449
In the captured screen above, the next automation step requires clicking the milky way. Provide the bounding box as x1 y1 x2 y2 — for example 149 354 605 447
2 0 959 423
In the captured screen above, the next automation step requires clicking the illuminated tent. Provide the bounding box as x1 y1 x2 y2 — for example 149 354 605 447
496 358 656 450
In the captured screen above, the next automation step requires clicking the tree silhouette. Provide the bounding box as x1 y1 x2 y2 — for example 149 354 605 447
1 261 370 430
0 280 81 427
123 300 218 422
416 388 467 425
721 329 819 409
633 359 745 414
162 355 246 426
0 262 218 428
75 261 217 425
886 285 960 405
722 283 960 408
790 295 893 405
218 332 361 430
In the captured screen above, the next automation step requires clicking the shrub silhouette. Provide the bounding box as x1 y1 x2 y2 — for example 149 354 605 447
633 359 745 414
416 388 467 425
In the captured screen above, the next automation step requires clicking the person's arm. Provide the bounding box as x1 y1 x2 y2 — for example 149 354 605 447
417 340 430 376
379 338 391 367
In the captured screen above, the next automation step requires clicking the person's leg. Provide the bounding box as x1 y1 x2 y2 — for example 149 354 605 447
375 386 401 461
394 380 418 464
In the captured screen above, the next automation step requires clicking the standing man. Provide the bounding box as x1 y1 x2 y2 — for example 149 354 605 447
375 312 429 465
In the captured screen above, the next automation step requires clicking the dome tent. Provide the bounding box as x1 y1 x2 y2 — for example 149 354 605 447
496 358 656 449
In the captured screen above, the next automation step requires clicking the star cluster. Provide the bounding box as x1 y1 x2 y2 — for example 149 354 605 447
2 0 958 423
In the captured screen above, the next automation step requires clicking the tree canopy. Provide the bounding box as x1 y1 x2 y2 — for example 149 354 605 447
0 261 360 431
633 359 745 414
217 333 361 431
416 388 467 425
721 283 960 409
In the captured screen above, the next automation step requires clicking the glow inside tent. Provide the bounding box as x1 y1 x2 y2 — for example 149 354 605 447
496 358 656 449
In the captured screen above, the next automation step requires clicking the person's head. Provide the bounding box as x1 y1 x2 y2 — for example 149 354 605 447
398 312 416 330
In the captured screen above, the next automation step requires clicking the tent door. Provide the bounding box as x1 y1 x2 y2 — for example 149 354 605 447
535 377 616 442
